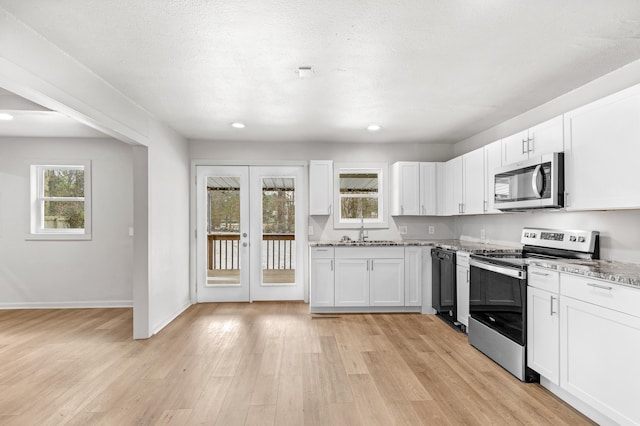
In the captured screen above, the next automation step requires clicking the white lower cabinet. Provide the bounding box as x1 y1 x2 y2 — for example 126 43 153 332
455 252 470 330
309 248 335 307
527 267 560 385
369 258 405 306
559 274 640 426
404 246 422 306
527 269 640 425
334 258 370 307
311 246 420 311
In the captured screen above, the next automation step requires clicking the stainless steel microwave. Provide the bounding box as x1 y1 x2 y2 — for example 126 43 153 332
494 152 564 211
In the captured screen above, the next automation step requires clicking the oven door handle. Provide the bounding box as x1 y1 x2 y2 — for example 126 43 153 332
469 259 525 279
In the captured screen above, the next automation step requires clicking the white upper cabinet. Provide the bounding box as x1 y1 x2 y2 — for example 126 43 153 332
447 156 464 215
462 147 485 215
391 161 437 216
502 115 564 165
309 160 333 215
564 83 640 211
483 140 502 214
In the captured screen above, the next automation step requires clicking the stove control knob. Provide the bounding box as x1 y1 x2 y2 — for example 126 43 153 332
530 233 536 238
578 236 586 243
570 236 577 242
524 232 530 238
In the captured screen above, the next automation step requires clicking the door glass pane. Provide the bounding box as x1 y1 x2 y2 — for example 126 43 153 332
262 177 295 285
207 176 241 285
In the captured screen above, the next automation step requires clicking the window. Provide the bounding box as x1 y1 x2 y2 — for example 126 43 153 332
333 162 388 229
29 162 92 240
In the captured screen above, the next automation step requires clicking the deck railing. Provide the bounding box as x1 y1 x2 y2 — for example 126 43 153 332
208 233 295 270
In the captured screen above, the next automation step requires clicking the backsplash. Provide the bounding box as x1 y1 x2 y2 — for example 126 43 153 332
455 209 640 263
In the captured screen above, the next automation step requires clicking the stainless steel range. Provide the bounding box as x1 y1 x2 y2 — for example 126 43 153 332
468 227 600 382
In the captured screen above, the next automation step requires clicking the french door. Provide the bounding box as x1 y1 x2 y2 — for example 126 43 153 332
196 165 305 302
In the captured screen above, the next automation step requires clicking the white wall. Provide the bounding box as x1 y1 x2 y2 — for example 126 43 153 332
148 124 191 334
190 140 457 242
0 137 134 307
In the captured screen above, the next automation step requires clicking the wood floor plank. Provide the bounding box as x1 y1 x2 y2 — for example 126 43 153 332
0 305 595 425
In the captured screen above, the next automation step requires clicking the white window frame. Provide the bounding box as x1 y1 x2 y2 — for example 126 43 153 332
27 161 92 240
333 162 389 229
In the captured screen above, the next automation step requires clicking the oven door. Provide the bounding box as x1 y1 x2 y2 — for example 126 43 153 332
469 259 527 346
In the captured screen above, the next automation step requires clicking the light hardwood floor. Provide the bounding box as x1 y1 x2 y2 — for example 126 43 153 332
0 303 594 425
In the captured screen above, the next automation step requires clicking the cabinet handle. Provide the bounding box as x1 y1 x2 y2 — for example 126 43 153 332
366 260 369 271
550 295 557 315
587 282 613 291
564 192 569 208
371 260 374 271
328 204 331 215
531 271 550 277
401 205 404 215
528 136 533 153
522 138 528 154
483 200 488 212
330 260 333 271
466 269 469 283
421 205 425 215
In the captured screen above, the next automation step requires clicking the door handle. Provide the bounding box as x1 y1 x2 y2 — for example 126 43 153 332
531 165 544 198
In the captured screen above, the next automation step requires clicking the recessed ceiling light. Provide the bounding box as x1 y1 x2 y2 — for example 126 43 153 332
0 113 14 121
231 122 245 129
367 124 381 132
298 66 313 78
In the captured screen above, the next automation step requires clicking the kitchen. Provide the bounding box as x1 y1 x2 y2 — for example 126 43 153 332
2 1 640 424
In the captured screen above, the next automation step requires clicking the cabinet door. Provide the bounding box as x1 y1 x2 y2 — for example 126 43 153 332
527 287 559 385
446 156 464 215
462 147 484 215
310 258 335 307
560 296 640 425
334 258 369 307
528 115 563 157
309 160 333 215
502 129 530 165
391 162 420 216
456 265 469 328
404 247 422 306
564 84 640 210
419 163 437 215
435 163 448 216
370 258 405 307
484 140 502 214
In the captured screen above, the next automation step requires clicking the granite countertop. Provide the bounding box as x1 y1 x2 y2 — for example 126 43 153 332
309 239 521 254
529 258 640 289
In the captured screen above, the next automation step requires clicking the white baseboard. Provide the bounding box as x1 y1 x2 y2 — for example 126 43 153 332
0 300 133 309
151 299 192 336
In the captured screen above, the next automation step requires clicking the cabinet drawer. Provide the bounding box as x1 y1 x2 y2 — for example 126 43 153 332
561 273 640 317
335 247 404 259
310 247 334 259
528 267 559 293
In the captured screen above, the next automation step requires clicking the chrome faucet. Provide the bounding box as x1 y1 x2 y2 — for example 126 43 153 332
358 217 368 242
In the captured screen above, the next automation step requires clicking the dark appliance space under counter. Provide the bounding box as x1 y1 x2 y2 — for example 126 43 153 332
431 247 458 327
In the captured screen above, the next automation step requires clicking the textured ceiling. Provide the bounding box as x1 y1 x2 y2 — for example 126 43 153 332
2 1 640 143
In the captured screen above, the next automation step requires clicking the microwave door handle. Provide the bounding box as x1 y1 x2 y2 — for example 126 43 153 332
531 164 543 198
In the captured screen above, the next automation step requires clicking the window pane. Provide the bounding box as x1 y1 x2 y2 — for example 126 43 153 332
43 169 84 197
207 177 241 285
262 177 295 285
44 200 84 229
339 173 378 194
341 197 379 219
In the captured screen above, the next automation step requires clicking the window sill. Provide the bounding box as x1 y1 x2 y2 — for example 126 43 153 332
25 233 92 241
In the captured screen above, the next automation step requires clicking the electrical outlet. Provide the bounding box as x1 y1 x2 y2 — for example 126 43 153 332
399 225 407 235
428 225 435 235
480 229 486 240
308 226 314 236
